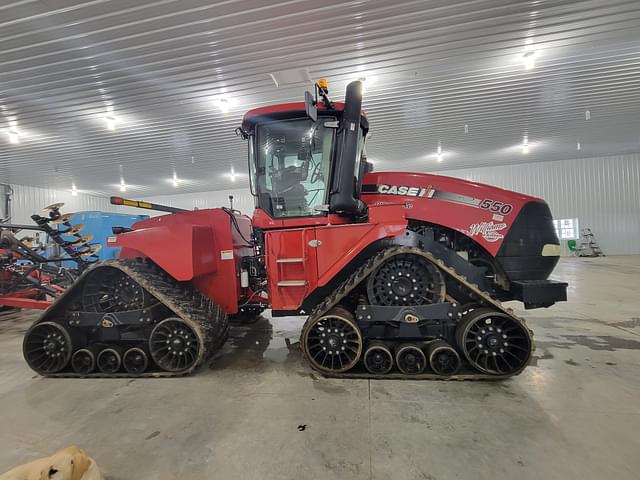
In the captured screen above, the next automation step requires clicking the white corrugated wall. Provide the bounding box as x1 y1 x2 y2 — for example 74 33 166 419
6 184 142 224
6 153 639 254
138 188 255 216
438 153 640 255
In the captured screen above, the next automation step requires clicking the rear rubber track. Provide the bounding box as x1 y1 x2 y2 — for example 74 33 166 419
300 246 534 380
26 259 229 378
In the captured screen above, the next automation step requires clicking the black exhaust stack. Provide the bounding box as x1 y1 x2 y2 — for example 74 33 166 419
329 80 365 216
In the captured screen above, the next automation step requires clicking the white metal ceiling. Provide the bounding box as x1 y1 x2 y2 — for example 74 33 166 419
1 0 639 197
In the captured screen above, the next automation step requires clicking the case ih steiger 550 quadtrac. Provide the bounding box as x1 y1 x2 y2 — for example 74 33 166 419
23 80 567 379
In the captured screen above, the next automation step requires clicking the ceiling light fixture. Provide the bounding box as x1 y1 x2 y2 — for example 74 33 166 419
120 178 126 192
585 110 591 120
105 106 116 131
522 51 536 70
214 96 236 114
436 141 444 162
229 165 237 182
522 134 529 154
71 184 78 196
522 39 537 70
6 120 19 144
358 76 375 94
172 170 179 188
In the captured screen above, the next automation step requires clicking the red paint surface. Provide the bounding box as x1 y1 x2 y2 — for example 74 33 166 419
264 207 406 310
105 171 548 314
362 171 543 256
0 293 51 310
243 102 346 122
0 251 62 310
112 209 252 314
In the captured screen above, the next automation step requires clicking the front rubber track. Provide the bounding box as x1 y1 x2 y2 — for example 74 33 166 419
300 246 534 380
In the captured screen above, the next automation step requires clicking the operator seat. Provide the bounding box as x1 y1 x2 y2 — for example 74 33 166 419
273 165 308 216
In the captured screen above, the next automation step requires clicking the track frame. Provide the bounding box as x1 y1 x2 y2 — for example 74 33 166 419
300 246 534 380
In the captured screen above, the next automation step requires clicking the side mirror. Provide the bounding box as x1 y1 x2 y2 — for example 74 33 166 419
305 91 317 122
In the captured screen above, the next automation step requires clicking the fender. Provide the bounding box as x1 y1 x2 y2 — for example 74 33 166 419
108 208 249 314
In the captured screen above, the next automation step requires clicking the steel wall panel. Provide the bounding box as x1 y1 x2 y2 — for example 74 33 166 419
1 0 639 196
139 188 256 216
8 183 133 224
137 154 640 255
8 153 639 255
439 153 640 255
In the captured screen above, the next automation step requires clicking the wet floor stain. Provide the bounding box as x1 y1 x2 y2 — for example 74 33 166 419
529 349 554 366
577 262 640 275
564 359 580 366
0 310 38 335
311 381 348 394
537 335 640 352
611 317 640 329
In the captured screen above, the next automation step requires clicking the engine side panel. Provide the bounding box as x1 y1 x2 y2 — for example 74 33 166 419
265 205 407 311
361 171 543 257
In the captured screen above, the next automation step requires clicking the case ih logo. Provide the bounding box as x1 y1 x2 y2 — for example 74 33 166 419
377 184 435 197
468 221 507 243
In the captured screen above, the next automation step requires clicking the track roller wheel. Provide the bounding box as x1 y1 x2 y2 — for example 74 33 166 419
149 317 201 372
71 348 96 374
363 341 394 374
425 340 461 376
302 307 363 374
23 322 72 375
97 348 122 374
395 343 427 374
456 308 532 375
123 348 148 374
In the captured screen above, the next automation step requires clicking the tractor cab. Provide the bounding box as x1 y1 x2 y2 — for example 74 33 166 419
240 81 370 225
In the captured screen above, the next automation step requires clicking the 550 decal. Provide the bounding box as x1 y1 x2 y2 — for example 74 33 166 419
479 199 513 215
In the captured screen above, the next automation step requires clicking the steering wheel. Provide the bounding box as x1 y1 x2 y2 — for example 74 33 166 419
310 162 323 184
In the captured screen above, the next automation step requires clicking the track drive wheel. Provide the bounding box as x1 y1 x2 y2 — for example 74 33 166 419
149 317 201 372
23 322 72 375
302 307 363 374
367 254 445 306
82 266 149 312
456 308 532 375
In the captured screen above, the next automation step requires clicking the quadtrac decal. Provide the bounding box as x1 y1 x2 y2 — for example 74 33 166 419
466 221 507 243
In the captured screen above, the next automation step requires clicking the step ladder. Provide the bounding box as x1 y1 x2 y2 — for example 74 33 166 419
576 228 605 257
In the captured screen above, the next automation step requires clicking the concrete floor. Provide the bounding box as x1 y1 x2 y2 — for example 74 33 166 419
1 256 639 479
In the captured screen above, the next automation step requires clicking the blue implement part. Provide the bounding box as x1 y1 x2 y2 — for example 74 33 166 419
56 211 148 265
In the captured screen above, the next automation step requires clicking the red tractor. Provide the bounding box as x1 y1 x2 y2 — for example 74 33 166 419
23 80 566 379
